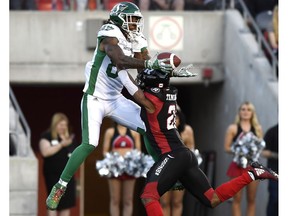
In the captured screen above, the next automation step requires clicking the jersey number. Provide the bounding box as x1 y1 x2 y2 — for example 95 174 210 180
167 105 176 130
100 25 114 31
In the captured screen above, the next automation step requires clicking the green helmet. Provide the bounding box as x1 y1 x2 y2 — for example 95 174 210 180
109 2 143 35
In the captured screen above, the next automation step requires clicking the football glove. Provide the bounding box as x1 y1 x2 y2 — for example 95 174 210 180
144 58 173 74
172 64 198 77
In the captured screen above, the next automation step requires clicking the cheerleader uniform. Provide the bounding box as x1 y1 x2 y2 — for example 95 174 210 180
110 125 136 180
226 124 257 178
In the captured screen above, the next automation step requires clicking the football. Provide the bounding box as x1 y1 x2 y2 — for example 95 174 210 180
157 52 181 69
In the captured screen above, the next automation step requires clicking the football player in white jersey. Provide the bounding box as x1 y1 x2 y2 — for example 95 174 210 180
46 2 173 210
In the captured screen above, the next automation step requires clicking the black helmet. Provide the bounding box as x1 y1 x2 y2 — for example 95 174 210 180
136 69 170 89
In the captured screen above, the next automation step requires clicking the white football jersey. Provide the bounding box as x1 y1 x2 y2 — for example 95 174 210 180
132 32 148 53
83 23 134 100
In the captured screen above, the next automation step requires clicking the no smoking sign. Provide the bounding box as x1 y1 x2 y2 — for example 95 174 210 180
149 16 183 51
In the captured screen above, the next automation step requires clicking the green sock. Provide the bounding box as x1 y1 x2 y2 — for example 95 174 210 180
60 143 95 182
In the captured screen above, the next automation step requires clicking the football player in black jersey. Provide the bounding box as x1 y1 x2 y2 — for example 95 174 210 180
136 69 278 216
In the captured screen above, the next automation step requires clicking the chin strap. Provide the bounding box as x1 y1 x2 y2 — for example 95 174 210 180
171 64 198 77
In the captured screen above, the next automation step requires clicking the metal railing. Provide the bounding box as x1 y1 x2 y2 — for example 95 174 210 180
9 86 31 156
223 0 278 79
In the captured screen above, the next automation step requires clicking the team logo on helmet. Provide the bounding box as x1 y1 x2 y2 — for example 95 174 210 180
111 3 127 14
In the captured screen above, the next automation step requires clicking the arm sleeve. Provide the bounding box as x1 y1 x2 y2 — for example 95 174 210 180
118 70 138 96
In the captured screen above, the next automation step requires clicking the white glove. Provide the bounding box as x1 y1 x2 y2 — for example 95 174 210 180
172 64 198 77
144 58 173 74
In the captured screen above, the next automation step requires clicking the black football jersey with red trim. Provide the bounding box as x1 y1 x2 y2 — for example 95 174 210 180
141 86 186 156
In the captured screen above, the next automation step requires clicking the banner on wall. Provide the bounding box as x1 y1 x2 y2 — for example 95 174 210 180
149 16 184 51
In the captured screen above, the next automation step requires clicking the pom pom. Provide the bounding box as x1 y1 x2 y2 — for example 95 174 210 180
96 150 154 178
231 132 265 168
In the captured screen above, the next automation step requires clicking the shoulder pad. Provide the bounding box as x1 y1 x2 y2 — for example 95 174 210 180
132 33 148 52
98 24 123 38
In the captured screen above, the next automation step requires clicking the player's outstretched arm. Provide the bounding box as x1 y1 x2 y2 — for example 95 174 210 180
101 37 172 72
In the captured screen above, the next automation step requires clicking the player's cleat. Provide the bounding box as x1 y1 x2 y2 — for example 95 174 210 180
248 161 278 181
46 183 66 210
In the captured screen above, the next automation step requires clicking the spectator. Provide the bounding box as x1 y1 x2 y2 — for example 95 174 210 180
39 113 78 216
139 0 184 11
76 0 88 10
160 108 196 216
46 1 172 211
224 101 264 216
272 5 278 47
236 0 278 19
261 124 278 216
256 4 278 75
266 5 278 55
102 122 142 216
234 0 277 35
10 0 36 10
87 0 97 10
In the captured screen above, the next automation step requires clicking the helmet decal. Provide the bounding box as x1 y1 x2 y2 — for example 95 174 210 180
111 3 128 14
109 2 143 39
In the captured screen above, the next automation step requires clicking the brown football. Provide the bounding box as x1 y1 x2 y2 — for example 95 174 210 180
157 52 181 69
